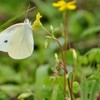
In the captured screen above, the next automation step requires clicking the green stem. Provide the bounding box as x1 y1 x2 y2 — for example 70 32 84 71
42 26 68 100
55 39 67 100
63 12 71 50
63 12 73 100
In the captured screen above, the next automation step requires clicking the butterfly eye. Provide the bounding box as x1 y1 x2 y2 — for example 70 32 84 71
4 40 8 43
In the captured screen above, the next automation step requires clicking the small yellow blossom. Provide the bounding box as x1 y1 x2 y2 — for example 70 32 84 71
32 12 42 30
52 0 76 11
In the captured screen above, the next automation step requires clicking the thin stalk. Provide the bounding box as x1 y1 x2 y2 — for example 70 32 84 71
55 38 67 100
71 63 76 99
42 25 74 100
63 12 73 100
42 26 68 74
42 26 68 100
63 12 71 50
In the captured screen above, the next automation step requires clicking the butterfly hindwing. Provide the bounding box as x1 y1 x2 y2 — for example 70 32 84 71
8 23 33 59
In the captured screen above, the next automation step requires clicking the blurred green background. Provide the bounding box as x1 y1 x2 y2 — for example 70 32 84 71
0 0 100 100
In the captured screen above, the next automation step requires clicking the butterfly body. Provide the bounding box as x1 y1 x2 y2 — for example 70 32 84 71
0 19 34 59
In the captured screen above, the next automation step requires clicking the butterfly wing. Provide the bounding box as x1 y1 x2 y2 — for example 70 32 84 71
8 23 34 59
0 23 23 52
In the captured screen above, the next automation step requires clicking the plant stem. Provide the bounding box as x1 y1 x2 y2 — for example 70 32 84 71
55 39 67 100
63 12 71 50
71 63 76 97
42 26 68 100
63 12 73 100
42 26 68 73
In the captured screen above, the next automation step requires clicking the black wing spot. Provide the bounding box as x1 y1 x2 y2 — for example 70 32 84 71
4 40 8 43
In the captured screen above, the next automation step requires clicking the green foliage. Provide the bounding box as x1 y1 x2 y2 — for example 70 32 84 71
0 0 100 100
34 65 49 100
72 81 80 94
69 10 94 38
0 11 26 30
51 85 58 100
43 76 65 100
18 90 33 100
81 25 100 38
81 76 100 100
0 0 28 15
65 49 75 65
85 48 100 64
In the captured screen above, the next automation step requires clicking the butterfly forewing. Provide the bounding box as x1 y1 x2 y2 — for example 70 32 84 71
0 24 23 52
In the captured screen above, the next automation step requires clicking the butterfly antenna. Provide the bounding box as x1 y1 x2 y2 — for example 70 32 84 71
25 4 36 20
25 4 30 19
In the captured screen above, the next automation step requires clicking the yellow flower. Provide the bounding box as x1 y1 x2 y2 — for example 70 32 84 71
52 0 76 11
32 12 42 30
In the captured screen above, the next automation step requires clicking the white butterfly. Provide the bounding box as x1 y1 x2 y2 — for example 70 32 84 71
0 19 34 59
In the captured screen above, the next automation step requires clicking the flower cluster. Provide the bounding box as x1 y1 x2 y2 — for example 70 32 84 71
32 12 42 30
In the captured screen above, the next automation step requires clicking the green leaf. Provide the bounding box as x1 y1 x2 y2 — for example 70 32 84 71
81 81 88 100
67 66 73 77
69 10 94 37
87 71 100 81
18 92 33 100
85 48 100 63
0 7 35 30
34 65 49 100
44 76 64 100
72 81 80 94
65 49 74 65
81 26 100 37
89 80 100 100
0 13 24 30
35 65 49 85
51 85 58 100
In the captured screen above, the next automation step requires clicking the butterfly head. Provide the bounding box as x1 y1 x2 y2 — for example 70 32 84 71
24 18 32 29
24 18 30 24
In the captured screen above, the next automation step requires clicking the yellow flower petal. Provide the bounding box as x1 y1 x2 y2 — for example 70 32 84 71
52 1 65 7
67 0 76 5
66 0 76 10
67 5 76 10
59 6 66 11
36 12 42 20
